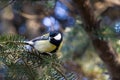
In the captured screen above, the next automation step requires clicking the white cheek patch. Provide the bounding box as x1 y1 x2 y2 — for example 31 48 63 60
54 33 61 40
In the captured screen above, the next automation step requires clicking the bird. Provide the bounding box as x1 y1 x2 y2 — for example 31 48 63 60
25 31 63 54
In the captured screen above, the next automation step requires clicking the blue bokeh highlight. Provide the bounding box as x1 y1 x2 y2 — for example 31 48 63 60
42 16 61 31
114 21 120 33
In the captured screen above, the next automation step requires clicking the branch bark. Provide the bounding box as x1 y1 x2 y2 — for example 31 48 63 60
73 0 120 80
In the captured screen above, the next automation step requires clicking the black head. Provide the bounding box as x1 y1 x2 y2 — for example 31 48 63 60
49 31 63 46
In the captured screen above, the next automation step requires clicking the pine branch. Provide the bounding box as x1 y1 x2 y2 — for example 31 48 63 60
0 41 32 46
52 62 68 80
0 34 76 80
22 59 36 80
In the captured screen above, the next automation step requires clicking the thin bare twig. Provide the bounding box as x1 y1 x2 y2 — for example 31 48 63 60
0 0 16 11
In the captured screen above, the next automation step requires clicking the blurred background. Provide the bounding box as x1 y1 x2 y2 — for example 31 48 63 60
0 0 120 80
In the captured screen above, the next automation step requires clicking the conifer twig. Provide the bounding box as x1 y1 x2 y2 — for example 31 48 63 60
52 63 68 80
0 41 30 45
22 59 36 80
1 49 25 53
0 44 3 46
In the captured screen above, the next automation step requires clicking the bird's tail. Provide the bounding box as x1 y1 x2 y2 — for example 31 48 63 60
24 41 34 51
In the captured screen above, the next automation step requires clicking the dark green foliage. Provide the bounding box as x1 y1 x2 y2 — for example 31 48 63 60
0 34 76 80
62 22 89 60
12 0 55 12
94 25 116 41
6 63 38 80
39 62 77 80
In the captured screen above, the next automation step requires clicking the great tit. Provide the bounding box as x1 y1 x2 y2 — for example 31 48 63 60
25 31 63 54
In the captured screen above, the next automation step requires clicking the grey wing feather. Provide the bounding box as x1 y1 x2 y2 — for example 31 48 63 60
24 35 47 51
32 34 49 42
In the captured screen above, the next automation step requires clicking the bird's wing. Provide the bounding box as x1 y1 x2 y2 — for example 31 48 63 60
31 33 49 42
34 40 56 53
24 33 50 51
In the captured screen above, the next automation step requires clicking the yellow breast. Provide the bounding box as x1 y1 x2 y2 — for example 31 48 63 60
34 40 56 53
